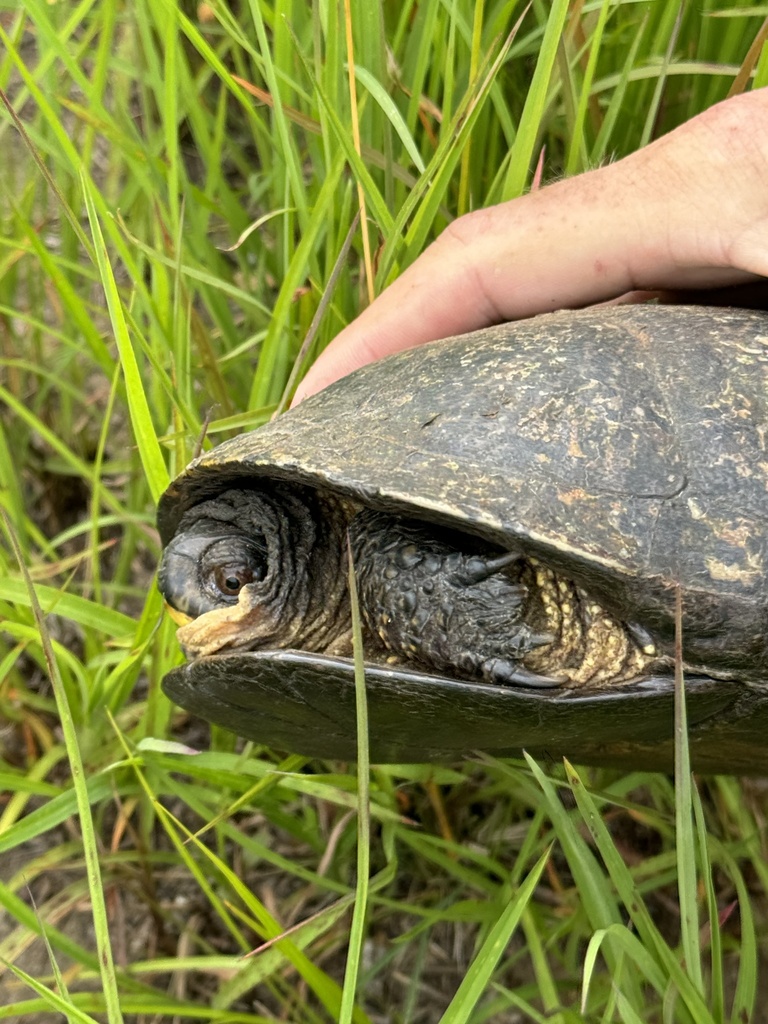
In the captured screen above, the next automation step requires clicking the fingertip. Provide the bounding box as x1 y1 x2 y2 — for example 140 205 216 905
289 336 375 406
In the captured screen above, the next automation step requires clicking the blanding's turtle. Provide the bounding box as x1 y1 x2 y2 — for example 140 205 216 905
157 304 768 772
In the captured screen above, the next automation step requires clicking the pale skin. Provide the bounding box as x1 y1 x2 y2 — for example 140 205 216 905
293 88 768 404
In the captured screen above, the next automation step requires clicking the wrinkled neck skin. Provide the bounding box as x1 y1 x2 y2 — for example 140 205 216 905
175 486 353 658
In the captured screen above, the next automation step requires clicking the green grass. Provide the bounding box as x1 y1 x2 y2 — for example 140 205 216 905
1 0 767 1019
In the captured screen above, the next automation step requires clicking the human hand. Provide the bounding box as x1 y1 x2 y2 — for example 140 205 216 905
293 88 768 404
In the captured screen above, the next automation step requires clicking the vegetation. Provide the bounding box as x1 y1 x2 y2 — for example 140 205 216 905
0 0 767 1019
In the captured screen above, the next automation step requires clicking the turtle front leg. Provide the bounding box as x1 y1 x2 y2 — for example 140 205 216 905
347 510 561 687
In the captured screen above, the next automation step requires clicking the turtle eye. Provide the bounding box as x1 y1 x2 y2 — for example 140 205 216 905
201 536 268 604
213 562 263 597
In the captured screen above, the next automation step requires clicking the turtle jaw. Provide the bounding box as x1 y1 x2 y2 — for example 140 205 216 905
174 588 277 659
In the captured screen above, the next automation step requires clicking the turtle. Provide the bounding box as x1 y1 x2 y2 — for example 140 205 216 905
157 304 768 773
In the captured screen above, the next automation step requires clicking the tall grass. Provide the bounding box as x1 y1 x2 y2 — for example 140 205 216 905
0 1 766 1019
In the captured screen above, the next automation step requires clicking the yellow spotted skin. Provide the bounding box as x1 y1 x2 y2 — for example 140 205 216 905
523 560 658 686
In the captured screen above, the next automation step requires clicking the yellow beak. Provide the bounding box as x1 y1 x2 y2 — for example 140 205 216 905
165 603 193 627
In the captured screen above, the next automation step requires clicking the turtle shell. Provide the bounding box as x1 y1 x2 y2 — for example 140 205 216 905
158 304 768 771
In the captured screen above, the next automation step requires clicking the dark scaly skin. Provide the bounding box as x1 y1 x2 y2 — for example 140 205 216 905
347 510 558 686
159 489 661 687
348 510 659 687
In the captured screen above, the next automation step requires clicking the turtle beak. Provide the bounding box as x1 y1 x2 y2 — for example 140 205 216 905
165 602 193 627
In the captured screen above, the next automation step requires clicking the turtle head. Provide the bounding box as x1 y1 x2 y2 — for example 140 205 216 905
158 486 350 658
158 525 269 624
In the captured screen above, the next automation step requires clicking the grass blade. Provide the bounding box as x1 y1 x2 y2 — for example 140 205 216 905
502 0 571 199
3 513 125 1024
338 538 372 1024
81 172 169 502
0 962 101 1023
563 759 713 1022
439 846 551 1024
674 587 703 995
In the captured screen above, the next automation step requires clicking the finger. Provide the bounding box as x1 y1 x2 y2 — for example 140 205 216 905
293 167 645 402
293 90 768 403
